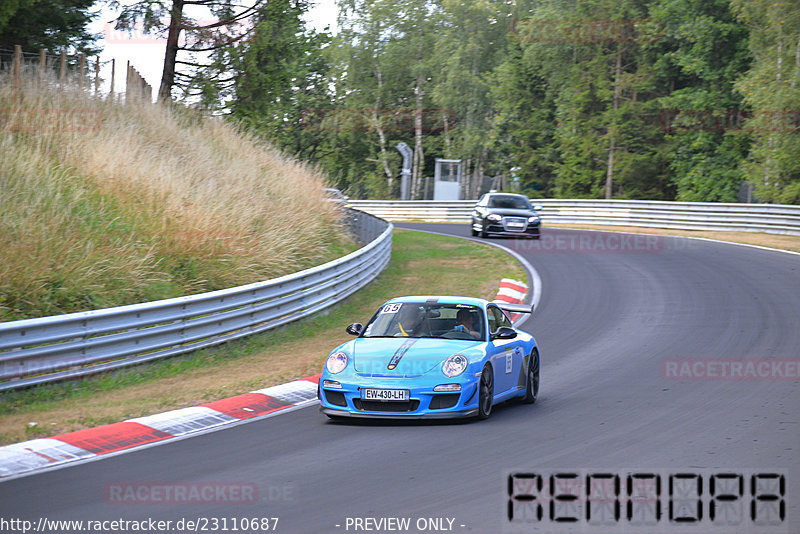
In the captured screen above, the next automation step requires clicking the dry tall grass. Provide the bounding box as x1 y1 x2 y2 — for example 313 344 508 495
0 76 352 321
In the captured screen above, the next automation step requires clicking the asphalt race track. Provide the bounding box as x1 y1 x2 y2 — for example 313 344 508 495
1 224 798 533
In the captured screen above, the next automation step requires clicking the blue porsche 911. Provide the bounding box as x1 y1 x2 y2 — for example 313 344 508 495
319 296 539 420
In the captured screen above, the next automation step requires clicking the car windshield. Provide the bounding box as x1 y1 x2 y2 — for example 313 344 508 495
487 195 531 210
362 303 485 340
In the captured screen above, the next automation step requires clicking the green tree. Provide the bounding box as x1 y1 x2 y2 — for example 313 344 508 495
0 0 98 53
731 0 800 204
112 0 266 101
225 0 333 161
433 0 513 198
504 0 669 199
650 0 751 202
492 38 560 197
327 0 442 198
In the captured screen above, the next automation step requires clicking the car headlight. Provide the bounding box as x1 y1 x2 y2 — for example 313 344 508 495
487 214 501 222
326 351 348 374
528 216 539 223
442 354 469 377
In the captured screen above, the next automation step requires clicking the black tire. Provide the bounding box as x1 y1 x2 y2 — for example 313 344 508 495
471 225 478 237
477 364 494 419
522 349 540 404
479 222 489 238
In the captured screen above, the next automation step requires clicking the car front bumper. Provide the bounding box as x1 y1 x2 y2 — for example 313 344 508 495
319 376 481 418
320 406 479 419
475 221 541 237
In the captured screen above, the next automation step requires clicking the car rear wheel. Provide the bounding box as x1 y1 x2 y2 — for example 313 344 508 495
522 349 539 404
477 365 494 419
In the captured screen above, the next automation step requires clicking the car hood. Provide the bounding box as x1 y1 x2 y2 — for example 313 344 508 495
352 337 482 376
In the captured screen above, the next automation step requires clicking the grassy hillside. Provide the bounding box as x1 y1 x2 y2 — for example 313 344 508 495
0 82 353 321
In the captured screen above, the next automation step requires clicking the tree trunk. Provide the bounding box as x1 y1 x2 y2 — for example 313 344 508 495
462 157 472 199
442 111 451 157
605 45 622 199
158 0 185 102
412 74 425 199
605 137 615 199
473 146 487 198
371 63 393 193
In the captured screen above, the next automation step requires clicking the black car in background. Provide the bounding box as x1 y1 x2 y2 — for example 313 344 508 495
471 192 542 239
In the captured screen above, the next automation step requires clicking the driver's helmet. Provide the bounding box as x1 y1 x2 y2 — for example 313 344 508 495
398 304 423 324
456 308 472 325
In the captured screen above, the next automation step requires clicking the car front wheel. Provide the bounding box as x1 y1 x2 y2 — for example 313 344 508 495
522 349 539 404
477 364 494 419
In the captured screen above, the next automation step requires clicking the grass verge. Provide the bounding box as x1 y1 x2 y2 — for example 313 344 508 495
0 229 525 445
546 224 800 253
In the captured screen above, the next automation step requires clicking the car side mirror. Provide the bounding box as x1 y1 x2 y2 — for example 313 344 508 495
491 326 517 340
534 204 543 211
346 323 363 336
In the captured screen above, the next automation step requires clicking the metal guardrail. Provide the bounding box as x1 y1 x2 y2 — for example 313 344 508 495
348 199 800 236
0 209 392 391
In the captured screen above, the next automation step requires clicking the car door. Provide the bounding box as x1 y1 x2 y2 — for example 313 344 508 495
486 304 524 395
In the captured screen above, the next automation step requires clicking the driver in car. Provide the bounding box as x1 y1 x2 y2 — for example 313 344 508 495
454 308 482 339
394 305 426 337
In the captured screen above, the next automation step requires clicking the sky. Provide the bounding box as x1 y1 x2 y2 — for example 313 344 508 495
88 0 339 99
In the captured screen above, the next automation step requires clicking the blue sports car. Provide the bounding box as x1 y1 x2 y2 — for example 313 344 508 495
319 296 539 420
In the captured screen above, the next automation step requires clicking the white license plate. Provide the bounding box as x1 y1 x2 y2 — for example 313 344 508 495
508 222 524 227
362 388 410 401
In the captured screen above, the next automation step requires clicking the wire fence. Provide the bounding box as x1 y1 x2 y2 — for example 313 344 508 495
0 45 152 102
